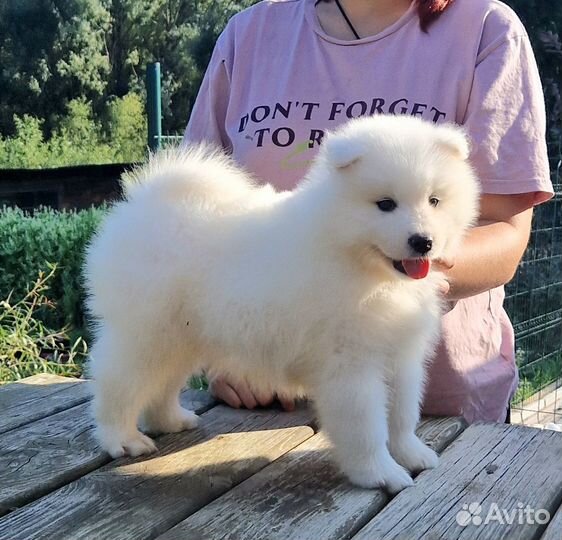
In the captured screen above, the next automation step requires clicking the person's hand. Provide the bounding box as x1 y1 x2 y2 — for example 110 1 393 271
209 375 295 411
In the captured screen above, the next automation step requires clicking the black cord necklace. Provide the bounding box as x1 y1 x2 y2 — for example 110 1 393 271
333 0 361 39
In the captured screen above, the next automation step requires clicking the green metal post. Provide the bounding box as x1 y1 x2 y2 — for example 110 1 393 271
146 62 162 152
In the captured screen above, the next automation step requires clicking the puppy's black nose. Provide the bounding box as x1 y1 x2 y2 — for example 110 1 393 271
408 234 433 255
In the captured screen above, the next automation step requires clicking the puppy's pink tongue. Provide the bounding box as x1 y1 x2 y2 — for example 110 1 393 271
402 259 430 279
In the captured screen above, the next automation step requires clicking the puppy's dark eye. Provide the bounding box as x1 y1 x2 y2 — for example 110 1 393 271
429 197 440 207
376 199 397 212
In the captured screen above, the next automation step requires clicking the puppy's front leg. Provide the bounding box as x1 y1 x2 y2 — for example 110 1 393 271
314 363 413 493
387 351 439 473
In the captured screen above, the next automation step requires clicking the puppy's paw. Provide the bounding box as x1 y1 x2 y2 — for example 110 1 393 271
98 427 157 458
163 407 200 433
389 434 439 473
141 407 199 435
345 455 414 493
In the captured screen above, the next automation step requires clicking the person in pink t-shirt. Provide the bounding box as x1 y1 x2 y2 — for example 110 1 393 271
183 0 554 422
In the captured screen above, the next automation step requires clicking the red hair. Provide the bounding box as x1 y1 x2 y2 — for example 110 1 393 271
417 0 455 32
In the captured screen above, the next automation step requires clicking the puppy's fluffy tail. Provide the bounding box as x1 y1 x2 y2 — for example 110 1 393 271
121 144 273 212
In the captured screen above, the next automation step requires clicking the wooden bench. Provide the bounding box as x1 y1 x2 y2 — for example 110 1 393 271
1 374 561 539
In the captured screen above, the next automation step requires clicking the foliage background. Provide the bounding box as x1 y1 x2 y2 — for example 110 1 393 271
0 0 256 167
0 0 559 167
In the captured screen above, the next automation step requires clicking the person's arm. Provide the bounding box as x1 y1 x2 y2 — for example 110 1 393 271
436 192 534 300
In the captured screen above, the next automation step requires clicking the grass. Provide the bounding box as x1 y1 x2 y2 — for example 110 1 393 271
512 352 562 405
0 266 87 383
0 265 209 389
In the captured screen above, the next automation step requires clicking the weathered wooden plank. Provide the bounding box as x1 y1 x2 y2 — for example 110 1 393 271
0 374 91 434
0 405 315 540
540 500 562 540
351 423 562 540
158 416 467 540
0 388 216 516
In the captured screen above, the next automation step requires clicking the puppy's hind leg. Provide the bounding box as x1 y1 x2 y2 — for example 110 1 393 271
91 331 161 458
140 360 200 436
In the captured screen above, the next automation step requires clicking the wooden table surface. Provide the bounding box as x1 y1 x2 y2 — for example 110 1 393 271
1 374 561 540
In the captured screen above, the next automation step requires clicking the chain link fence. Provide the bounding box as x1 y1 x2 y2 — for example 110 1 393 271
507 139 562 425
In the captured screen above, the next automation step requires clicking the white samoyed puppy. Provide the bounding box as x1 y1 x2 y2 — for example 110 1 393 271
85 114 479 493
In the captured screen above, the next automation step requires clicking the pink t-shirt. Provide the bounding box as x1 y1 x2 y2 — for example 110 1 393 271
184 0 554 422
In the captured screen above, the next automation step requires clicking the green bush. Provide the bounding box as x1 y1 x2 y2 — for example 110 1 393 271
0 206 106 334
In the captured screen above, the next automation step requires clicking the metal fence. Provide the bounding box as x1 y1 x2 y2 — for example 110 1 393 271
507 141 562 425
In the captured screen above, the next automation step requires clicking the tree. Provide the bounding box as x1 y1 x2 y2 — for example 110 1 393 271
102 0 257 133
0 0 110 136
106 93 147 162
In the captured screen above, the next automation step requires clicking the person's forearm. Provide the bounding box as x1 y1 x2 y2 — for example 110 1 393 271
441 214 531 300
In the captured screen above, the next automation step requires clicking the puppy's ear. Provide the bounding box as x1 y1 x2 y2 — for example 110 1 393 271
322 132 365 169
435 125 471 160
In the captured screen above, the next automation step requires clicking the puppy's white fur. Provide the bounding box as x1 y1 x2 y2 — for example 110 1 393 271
85 115 479 492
